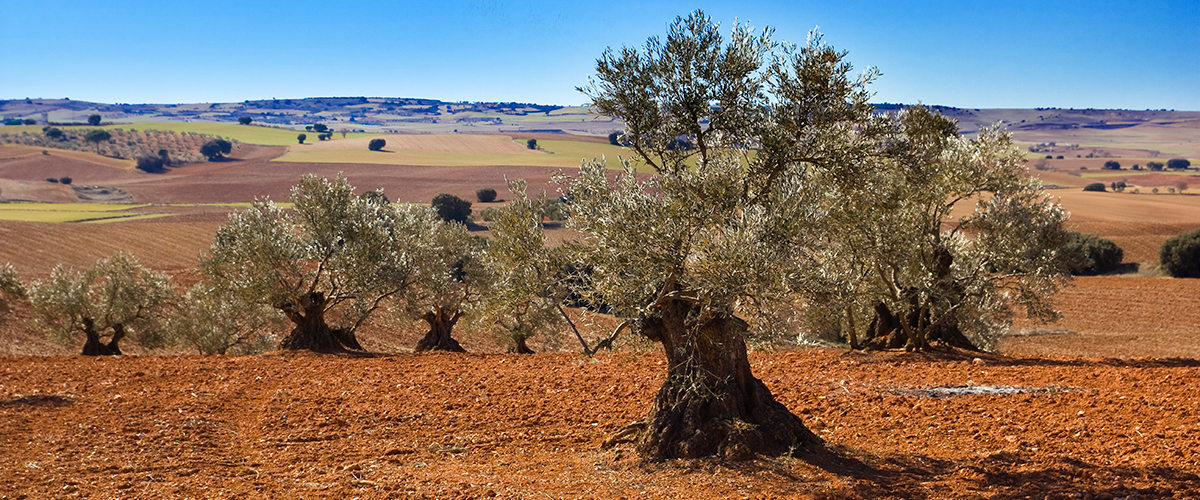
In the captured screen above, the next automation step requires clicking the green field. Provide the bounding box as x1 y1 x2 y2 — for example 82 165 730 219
274 138 631 168
0 203 152 222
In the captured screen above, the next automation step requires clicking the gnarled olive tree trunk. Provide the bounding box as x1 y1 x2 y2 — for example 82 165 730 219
623 299 822 460
278 292 363 352
415 308 465 352
80 318 123 356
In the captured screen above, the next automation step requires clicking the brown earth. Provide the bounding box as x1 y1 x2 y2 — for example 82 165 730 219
291 134 542 155
1 349 1197 499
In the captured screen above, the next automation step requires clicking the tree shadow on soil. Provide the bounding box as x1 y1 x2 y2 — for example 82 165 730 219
834 345 1200 369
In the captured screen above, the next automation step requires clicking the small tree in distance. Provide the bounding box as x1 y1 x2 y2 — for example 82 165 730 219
526 138 537 150
1103 160 1121 170
368 138 386 151
200 139 233 161
1167 158 1191 170
84 129 111 154
431 193 472 224
238 116 253 125
297 133 307 144
1083 183 1107 192
1062 233 1124 275
476 188 497 203
87 114 101 126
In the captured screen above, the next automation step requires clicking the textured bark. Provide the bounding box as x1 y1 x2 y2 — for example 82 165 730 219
629 299 822 460
512 336 535 354
415 308 466 353
278 292 362 352
79 317 119 356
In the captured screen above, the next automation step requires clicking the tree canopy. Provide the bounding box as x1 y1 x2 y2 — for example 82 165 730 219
29 253 173 355
201 175 434 351
200 139 232 161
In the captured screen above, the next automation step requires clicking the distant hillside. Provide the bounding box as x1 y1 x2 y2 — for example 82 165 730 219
4 97 1199 139
0 97 622 137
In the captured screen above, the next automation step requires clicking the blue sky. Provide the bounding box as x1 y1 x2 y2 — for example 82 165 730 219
2 0 1197 109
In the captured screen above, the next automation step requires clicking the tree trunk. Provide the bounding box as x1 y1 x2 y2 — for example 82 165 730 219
80 317 118 356
278 292 360 352
627 299 821 460
512 336 535 354
415 308 465 353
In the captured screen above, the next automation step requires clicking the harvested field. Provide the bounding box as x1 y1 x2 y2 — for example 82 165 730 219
1067 221 1200 263
0 218 223 276
1006 276 1200 358
1051 190 1200 222
292 134 541 155
1 350 1197 499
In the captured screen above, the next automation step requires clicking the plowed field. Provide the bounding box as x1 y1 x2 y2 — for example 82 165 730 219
2 350 1197 499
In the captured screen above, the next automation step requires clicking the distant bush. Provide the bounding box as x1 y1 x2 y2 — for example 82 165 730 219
368 138 386 151
313 123 328 133
1083 183 1106 192
1056 155 1064 159
46 178 58 183
526 138 537 150
23 119 36 125
297 133 306 144
1160 228 1200 278
59 177 72 185
1167 158 1191 170
1063 233 1123 275
476 188 497 203
238 116 252 125
609 131 622 146
432 193 472 224
200 139 232 160
317 133 328 141
1147 161 1164 171
543 198 568 221
87 115 101 126
3 119 22 125
1103 160 1120 170
44 128 63 140
136 155 165 173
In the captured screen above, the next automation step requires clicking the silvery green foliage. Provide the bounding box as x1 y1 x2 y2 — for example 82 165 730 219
202 175 435 342
478 180 568 352
806 107 1075 351
169 281 279 355
0 263 26 318
397 211 489 333
29 252 174 349
568 16 882 337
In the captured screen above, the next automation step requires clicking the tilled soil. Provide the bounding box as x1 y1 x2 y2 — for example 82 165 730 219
2 349 1198 499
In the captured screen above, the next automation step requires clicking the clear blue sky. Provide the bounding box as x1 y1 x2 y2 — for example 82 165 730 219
2 0 1197 110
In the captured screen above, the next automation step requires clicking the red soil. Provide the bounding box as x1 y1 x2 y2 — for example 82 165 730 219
1 349 1197 499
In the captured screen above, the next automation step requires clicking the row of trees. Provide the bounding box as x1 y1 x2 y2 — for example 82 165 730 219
0 176 574 358
0 127 231 165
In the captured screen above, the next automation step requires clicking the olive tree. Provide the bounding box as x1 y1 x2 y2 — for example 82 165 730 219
478 180 570 354
202 175 430 351
566 10 892 459
168 281 279 354
807 107 1076 353
404 216 490 352
0 263 25 320
28 253 173 355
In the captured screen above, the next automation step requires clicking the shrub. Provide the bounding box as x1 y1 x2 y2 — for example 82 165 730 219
368 138 386 151
1147 161 1164 171
480 206 501 222
238 116 252 125
87 115 101 126
1063 233 1123 275
1103 160 1120 170
609 131 622 146
1160 228 1200 278
59 177 72 185
313 123 328 133
431 193 472 224
44 127 63 140
1083 182 1106 192
297 133 306 144
23 119 35 125
46 178 58 183
200 139 232 160
318 133 327 141
1056 155 1064 159
1167 158 1191 170
543 198 568 221
136 155 165 173
526 138 537 150
476 187 497 203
